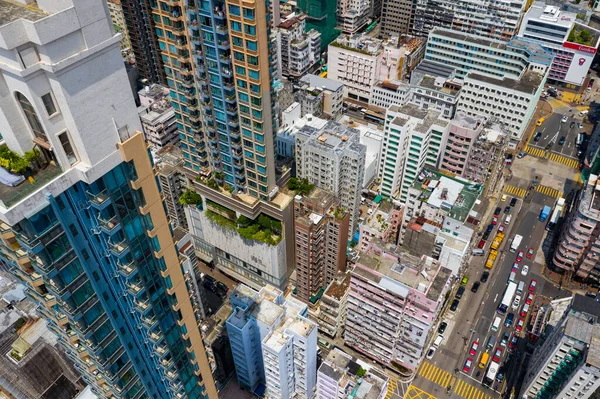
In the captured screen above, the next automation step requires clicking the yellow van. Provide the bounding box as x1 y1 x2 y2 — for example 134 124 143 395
536 118 545 126
479 352 490 369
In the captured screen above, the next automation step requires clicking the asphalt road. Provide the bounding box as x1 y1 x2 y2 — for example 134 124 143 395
414 190 567 398
531 109 584 159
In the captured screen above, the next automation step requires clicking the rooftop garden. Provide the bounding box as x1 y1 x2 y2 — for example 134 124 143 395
179 189 202 206
287 177 314 196
330 40 372 56
567 24 600 47
196 173 234 193
0 147 40 175
206 200 283 246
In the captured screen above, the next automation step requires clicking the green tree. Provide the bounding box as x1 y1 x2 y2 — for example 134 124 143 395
179 189 202 205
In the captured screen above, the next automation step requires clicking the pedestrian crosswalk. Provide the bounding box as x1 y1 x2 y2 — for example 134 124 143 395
524 145 546 158
505 185 527 198
417 362 494 399
547 153 579 169
385 377 398 399
536 184 563 199
524 145 580 169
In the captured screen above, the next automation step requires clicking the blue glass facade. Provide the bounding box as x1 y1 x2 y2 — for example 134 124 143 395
0 161 208 399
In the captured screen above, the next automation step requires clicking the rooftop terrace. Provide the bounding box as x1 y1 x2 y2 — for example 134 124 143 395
0 163 63 209
466 70 544 95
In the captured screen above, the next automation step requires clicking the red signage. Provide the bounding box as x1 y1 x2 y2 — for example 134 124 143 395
563 41 597 54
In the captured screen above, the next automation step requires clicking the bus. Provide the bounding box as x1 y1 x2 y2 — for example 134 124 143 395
509 234 523 253
483 361 500 387
364 109 385 124
546 198 565 231
497 282 518 315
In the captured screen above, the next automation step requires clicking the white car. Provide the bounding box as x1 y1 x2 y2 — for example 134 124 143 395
521 265 529 276
512 295 521 310
561 115 568 123
426 347 436 359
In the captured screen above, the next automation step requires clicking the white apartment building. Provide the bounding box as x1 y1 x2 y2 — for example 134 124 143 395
521 295 600 399
274 15 321 78
155 146 187 229
456 70 546 141
337 0 371 33
518 2 600 89
317 348 389 399
425 28 553 80
262 296 318 399
138 85 179 150
317 272 351 338
378 104 449 202
296 121 366 237
412 0 527 41
369 75 461 118
327 35 406 103
345 240 452 370
298 74 345 120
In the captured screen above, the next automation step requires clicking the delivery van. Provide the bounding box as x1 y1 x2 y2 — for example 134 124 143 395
479 352 490 369
492 316 502 332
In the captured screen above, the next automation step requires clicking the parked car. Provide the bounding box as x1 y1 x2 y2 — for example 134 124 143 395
498 225 505 233
426 347 436 359
463 358 473 373
455 286 466 299
469 340 479 356
516 251 524 262
450 299 460 311
501 332 510 347
509 335 519 349
517 152 527 159
520 303 530 317
480 271 490 283
461 276 469 286
493 347 503 362
512 295 521 310
510 197 517 207
492 216 498 225
529 279 537 292
527 247 534 259
516 318 525 332
471 282 481 293
483 231 490 240
521 265 529 276
438 322 448 335
505 313 515 327
477 239 486 249
525 293 534 305
534 132 542 142
504 206 511 214
494 207 502 215
559 136 566 145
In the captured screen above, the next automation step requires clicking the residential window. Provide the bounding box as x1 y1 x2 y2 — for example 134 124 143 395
244 25 256 35
228 5 240 15
243 8 255 20
41 93 58 116
15 92 47 141
58 132 78 165
249 70 259 80
246 40 257 51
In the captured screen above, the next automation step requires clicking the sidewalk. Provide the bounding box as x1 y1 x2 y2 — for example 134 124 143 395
540 262 594 295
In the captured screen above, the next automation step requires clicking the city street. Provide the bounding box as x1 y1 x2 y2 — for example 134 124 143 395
411 158 574 399
529 110 585 159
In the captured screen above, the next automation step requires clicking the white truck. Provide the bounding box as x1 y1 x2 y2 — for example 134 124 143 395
510 234 523 253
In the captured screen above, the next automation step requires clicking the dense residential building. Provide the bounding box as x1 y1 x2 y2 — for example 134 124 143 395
521 295 600 399
274 15 321 78
327 35 412 103
296 0 340 49
345 239 452 370
119 0 165 84
438 113 508 186
378 104 449 202
317 272 351 338
400 168 481 273
155 146 188 229
137 85 179 150
369 74 461 118
226 284 318 398
411 0 527 41
293 188 349 303
107 0 132 51
456 69 547 140
380 0 413 37
298 75 345 120
337 0 371 33
425 29 553 80
296 121 366 238
316 348 389 399
0 1 216 398
553 173 600 282
358 199 403 251
518 2 600 89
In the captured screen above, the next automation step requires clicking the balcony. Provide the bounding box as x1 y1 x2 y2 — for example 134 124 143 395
134 298 151 314
126 281 145 297
161 357 174 370
155 344 169 358
118 260 137 278
148 330 164 344
98 216 120 234
165 370 177 381
141 315 158 330
215 25 227 35
87 189 111 210
109 240 129 257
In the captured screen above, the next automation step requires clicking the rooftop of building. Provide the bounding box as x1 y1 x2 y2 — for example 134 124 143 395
355 238 451 301
296 120 365 155
579 174 600 220
452 112 487 131
565 312 596 344
567 22 600 47
572 293 600 320
320 348 388 398
525 2 576 28
466 69 544 95
412 60 456 80
430 28 506 50
331 33 391 56
409 167 482 223
588 324 600 368
297 186 336 212
324 272 351 301
300 74 344 92
388 103 449 133
417 75 461 96
0 0 47 26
